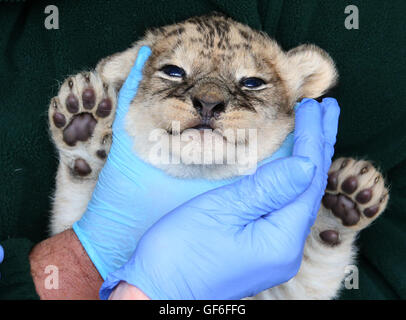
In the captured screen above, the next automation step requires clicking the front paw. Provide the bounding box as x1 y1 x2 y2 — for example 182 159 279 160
48 72 116 178
322 158 389 232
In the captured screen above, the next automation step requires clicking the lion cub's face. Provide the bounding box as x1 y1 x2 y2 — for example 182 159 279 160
122 14 337 178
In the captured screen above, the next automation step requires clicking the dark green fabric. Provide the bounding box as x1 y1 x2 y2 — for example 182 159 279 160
0 0 404 299
0 239 38 300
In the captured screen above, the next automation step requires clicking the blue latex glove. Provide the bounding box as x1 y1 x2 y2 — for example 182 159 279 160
0 244 3 280
73 46 295 280
0 244 3 263
99 98 340 300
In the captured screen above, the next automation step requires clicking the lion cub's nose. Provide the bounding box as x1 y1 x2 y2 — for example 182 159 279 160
192 81 229 121
193 95 226 119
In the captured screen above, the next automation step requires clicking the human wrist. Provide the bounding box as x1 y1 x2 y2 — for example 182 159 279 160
29 229 103 299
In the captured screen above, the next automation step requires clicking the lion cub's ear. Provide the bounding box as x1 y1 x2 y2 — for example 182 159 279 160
96 44 144 90
96 33 156 90
284 44 338 102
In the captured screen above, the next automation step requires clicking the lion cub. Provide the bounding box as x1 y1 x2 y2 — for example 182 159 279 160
48 13 388 299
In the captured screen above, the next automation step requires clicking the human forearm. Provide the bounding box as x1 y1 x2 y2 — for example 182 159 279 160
29 229 103 299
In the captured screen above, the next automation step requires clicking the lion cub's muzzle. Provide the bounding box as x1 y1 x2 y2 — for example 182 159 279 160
190 78 230 128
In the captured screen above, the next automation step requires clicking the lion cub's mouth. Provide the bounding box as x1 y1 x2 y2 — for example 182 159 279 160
174 122 216 134
168 123 215 135
191 124 213 130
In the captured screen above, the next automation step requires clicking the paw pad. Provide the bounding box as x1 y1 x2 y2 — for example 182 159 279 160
322 194 360 226
82 88 96 110
363 204 379 218
341 176 358 194
355 188 372 204
52 112 66 128
63 113 97 146
326 171 339 191
96 98 112 118
319 230 340 246
73 158 92 176
66 94 79 113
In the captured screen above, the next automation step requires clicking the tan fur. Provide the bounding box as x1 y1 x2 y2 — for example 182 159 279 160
95 15 338 178
48 14 388 299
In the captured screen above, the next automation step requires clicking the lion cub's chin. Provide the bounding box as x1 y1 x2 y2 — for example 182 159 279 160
128 126 293 180
126 111 294 179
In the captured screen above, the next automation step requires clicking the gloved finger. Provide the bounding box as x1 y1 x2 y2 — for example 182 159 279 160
321 98 340 149
321 98 340 172
293 98 324 172
114 46 152 127
198 156 315 225
292 98 325 198
259 99 325 233
261 99 338 236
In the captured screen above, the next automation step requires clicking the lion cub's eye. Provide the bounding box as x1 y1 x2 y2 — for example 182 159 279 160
240 77 266 89
160 65 186 78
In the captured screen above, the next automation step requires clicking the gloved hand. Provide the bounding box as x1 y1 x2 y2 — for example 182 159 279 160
0 244 3 280
0 244 3 264
99 98 340 300
73 46 295 279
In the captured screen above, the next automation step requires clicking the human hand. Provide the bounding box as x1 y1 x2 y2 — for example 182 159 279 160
99 98 340 300
73 46 295 280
